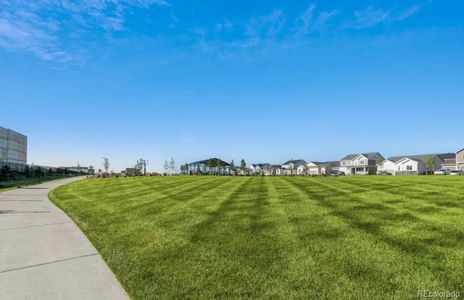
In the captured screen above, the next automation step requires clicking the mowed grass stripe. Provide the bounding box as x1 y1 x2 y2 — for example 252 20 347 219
285 177 463 294
279 177 412 299
50 176 464 300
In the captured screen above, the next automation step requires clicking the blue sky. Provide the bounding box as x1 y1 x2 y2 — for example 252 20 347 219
1 0 463 172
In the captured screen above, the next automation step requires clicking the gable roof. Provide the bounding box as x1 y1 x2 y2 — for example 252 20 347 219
307 161 339 167
341 152 383 161
396 157 422 163
438 153 456 160
282 159 307 166
251 163 271 169
387 154 443 164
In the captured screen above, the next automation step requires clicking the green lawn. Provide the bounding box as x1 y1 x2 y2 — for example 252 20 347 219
49 176 464 299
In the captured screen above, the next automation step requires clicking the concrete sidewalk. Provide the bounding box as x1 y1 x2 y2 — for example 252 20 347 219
0 177 129 300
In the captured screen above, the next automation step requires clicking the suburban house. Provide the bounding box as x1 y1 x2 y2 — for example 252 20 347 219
377 159 397 175
271 165 283 176
282 159 307 175
186 158 231 175
439 153 458 171
457 149 464 171
249 163 272 175
378 153 454 175
249 164 262 174
339 152 384 175
306 161 339 176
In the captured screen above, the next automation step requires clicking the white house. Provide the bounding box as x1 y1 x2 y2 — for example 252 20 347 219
379 153 452 175
307 161 339 175
377 159 397 175
339 152 384 175
271 165 283 176
249 164 262 175
282 160 306 175
250 163 272 175
395 157 427 175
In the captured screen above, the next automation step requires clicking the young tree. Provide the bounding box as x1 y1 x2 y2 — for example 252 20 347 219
24 165 32 178
427 155 435 175
303 165 309 176
376 156 383 166
102 157 110 174
216 159 222 175
289 163 295 176
164 160 169 175
240 159 247 175
230 160 235 175
88 165 95 175
34 166 44 179
207 159 213 175
170 157 175 175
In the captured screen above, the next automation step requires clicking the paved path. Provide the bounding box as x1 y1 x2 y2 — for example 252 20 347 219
0 177 129 300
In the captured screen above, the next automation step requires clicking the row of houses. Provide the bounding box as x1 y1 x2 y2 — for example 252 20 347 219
184 148 464 176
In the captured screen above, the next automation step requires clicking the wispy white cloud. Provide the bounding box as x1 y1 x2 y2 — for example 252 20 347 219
0 0 169 62
294 4 339 37
350 5 421 29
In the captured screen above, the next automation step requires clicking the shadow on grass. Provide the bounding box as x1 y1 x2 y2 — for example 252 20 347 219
283 178 463 257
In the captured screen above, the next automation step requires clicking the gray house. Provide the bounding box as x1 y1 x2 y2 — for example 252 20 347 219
339 152 384 175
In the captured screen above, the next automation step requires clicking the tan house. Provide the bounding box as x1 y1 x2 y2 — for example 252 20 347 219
456 148 464 171
440 149 464 171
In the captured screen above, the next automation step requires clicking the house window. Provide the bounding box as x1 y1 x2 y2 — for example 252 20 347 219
407 166 413 171
398 166 400 171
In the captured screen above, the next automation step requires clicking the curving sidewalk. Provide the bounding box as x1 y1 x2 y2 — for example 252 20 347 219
0 177 129 300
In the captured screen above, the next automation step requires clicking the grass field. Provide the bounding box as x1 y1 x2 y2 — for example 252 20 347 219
49 176 464 299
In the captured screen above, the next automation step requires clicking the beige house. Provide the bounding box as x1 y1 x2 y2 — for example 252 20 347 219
457 149 464 171
442 148 464 171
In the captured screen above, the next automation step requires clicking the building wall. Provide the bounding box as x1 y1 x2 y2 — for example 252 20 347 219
395 159 426 175
0 127 27 171
378 160 396 174
457 150 464 164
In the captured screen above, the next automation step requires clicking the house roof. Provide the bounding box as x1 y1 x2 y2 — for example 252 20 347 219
251 163 271 169
341 152 383 161
308 161 339 167
396 157 422 163
187 158 230 167
387 154 443 163
438 153 456 160
282 159 307 166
